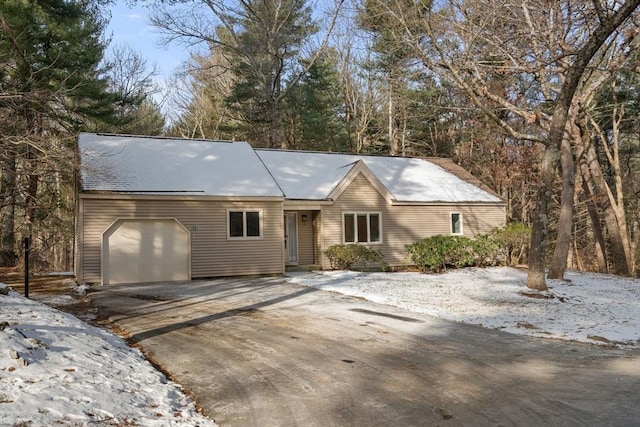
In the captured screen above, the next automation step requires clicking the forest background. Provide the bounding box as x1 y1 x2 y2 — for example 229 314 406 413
1 0 639 290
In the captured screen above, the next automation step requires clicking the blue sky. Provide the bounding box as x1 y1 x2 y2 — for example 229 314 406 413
105 0 341 114
106 0 339 81
106 0 188 80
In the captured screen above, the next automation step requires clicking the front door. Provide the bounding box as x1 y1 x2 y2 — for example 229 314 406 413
284 212 298 264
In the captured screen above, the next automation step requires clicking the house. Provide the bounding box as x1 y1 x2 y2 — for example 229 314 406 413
75 133 506 285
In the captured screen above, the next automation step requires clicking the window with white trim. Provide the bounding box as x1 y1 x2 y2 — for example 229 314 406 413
228 210 262 239
343 212 381 244
450 212 462 235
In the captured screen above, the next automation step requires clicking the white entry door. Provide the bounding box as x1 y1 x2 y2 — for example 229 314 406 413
284 213 298 264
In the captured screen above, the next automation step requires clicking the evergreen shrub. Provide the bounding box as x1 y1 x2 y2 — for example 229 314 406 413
325 244 384 271
405 224 529 273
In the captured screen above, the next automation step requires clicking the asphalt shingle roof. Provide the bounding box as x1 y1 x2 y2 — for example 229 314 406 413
78 133 283 197
255 149 502 203
78 133 502 203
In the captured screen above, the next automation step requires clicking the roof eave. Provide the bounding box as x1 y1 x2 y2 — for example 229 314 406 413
391 199 507 206
79 192 285 202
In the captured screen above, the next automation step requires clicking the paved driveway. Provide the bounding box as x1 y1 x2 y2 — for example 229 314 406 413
88 276 640 427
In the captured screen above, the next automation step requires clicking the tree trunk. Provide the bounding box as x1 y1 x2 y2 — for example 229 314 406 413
580 176 609 273
583 139 632 275
548 125 576 279
527 143 560 290
608 104 634 274
0 149 17 267
575 125 608 273
526 0 640 288
24 147 39 237
265 98 282 149
388 81 397 155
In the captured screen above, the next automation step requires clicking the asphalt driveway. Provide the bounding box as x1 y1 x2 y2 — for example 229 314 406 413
88 275 640 427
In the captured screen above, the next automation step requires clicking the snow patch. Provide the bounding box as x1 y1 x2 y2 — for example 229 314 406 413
288 267 640 348
0 282 217 426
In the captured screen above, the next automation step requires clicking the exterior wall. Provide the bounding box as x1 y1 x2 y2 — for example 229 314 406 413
282 210 316 266
320 174 390 268
312 211 322 265
320 173 506 268
77 196 284 284
295 210 315 265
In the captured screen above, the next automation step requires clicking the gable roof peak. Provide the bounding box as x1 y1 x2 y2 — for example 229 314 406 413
255 149 502 203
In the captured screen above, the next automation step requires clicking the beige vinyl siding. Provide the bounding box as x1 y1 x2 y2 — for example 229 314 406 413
321 174 390 268
295 210 315 265
313 211 322 266
78 197 283 283
320 173 506 268
380 204 505 266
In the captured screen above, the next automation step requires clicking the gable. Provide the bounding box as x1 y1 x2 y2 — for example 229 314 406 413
333 173 389 205
256 149 503 203
327 160 394 204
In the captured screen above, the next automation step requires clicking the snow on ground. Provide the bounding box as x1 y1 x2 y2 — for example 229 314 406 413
288 267 640 348
1 267 637 426
0 283 216 427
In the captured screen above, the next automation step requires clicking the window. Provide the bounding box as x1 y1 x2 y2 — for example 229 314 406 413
228 210 262 239
343 212 381 244
451 212 462 235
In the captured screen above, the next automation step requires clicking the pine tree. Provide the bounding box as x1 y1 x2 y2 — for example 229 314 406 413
0 0 122 267
286 49 348 151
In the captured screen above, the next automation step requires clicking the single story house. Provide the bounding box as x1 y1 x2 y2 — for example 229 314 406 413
75 133 506 285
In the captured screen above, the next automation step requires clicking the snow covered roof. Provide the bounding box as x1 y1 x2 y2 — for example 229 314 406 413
255 150 502 203
78 133 501 203
78 134 283 197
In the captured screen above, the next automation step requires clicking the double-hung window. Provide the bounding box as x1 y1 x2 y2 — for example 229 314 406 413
228 210 262 239
343 212 381 244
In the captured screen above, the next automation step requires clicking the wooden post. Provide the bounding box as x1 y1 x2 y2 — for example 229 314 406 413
24 236 29 299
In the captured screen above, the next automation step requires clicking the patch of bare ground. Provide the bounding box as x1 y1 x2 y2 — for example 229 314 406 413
519 291 567 302
0 271 102 324
515 321 539 330
0 271 74 296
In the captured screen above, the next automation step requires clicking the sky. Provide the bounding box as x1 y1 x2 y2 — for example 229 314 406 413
106 0 191 88
105 0 342 89
1 266 638 424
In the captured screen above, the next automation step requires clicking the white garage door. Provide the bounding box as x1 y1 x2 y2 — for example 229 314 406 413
102 218 190 285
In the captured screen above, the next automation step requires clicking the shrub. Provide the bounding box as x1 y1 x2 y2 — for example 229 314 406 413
489 222 531 265
406 235 477 273
325 244 384 271
471 233 502 267
406 224 531 273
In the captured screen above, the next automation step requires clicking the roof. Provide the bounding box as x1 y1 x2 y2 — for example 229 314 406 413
423 157 501 199
255 149 502 203
77 133 502 203
77 133 283 197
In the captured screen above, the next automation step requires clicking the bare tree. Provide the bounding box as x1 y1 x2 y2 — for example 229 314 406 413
365 0 640 289
101 44 165 135
331 13 386 153
151 0 345 147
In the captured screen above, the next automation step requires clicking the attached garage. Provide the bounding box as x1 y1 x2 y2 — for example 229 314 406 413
102 218 190 285
75 133 286 285
76 133 504 284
